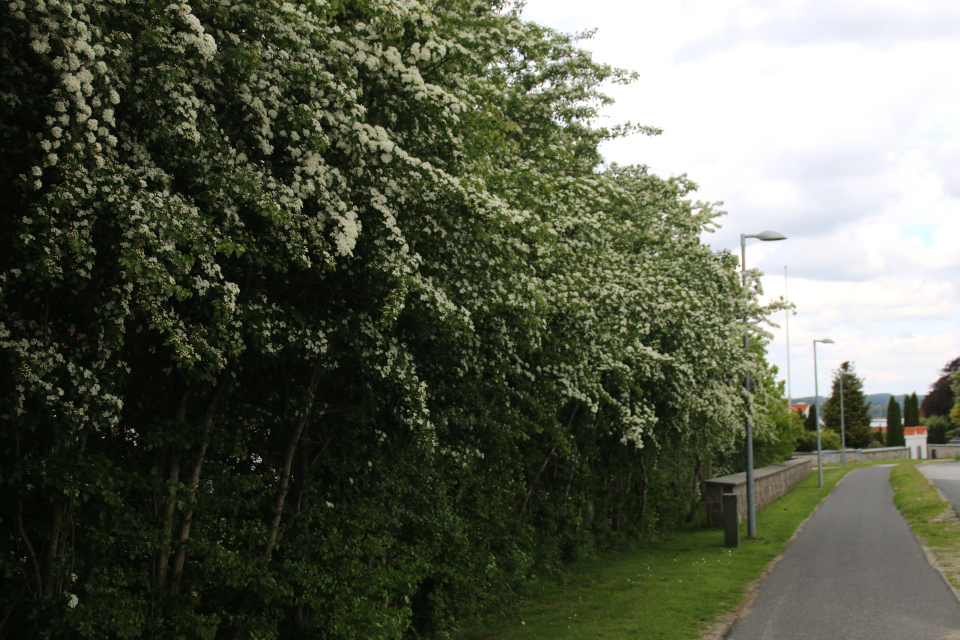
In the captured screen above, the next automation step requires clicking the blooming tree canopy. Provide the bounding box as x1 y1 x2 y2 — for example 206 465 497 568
1 0 784 636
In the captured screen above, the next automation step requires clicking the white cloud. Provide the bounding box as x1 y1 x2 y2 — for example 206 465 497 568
522 0 960 395
674 0 960 57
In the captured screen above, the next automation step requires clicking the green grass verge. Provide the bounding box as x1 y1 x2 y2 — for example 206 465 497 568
453 461 880 640
890 460 960 592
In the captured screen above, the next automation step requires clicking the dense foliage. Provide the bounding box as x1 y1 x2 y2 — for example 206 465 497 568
923 414 950 445
749 348 802 466
1 0 785 637
951 371 960 427
822 362 871 449
921 357 959 418
795 427 840 453
794 404 845 452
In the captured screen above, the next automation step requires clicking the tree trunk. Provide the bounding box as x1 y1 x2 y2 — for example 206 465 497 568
15 499 41 597
518 405 578 519
636 453 649 529
13 430 43 598
518 442 557 520
687 455 702 522
263 360 323 563
156 389 190 592
42 500 63 600
168 384 224 598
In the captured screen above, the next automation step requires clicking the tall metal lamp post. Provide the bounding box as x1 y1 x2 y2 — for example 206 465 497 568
785 267 792 409
813 338 835 487
741 230 787 538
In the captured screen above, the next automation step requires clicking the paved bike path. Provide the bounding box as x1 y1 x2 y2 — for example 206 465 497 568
727 465 960 640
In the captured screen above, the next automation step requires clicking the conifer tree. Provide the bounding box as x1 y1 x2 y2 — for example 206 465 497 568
804 404 818 432
823 362 872 448
904 392 920 426
887 397 904 447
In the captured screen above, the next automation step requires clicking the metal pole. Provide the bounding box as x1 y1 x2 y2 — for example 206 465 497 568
840 369 846 467
785 266 791 409
741 234 756 538
738 230 785 538
814 341 823 487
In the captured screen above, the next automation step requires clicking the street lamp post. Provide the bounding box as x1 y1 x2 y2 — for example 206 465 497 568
741 230 787 538
785 266 792 410
813 338 835 487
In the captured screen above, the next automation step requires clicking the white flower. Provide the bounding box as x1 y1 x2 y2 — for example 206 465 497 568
67 593 78 609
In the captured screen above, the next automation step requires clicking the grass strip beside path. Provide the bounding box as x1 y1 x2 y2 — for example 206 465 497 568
890 461 960 594
455 461 876 640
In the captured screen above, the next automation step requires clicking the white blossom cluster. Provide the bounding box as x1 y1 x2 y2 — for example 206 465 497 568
0 0 789 634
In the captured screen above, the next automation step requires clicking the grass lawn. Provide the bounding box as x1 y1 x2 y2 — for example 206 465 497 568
890 460 960 593
453 461 886 640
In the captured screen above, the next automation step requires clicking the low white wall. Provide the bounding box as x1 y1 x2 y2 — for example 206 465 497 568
792 446 909 463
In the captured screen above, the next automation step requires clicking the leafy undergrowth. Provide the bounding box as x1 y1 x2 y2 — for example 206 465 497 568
890 461 960 592
452 461 880 640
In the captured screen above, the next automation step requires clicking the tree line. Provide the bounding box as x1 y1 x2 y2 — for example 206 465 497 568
798 355 960 451
920 357 960 444
1 0 793 637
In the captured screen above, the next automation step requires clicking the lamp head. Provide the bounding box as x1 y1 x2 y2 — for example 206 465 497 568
752 230 787 242
815 338 835 344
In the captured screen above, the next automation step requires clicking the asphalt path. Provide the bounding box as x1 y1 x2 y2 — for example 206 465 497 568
726 465 960 640
918 462 960 518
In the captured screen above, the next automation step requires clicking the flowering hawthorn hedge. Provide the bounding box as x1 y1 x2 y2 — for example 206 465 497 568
1 0 787 637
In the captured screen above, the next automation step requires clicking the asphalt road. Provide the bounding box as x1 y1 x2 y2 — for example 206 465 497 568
918 462 960 518
726 465 960 640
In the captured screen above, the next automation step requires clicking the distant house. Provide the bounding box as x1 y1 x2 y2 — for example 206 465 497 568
905 426 928 460
791 403 812 418
871 418 887 433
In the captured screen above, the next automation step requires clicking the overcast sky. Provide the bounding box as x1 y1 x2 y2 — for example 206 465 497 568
521 0 960 399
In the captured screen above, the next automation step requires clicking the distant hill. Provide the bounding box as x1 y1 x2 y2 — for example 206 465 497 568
793 394 925 419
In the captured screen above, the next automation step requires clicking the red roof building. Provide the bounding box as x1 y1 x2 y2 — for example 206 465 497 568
791 403 812 418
